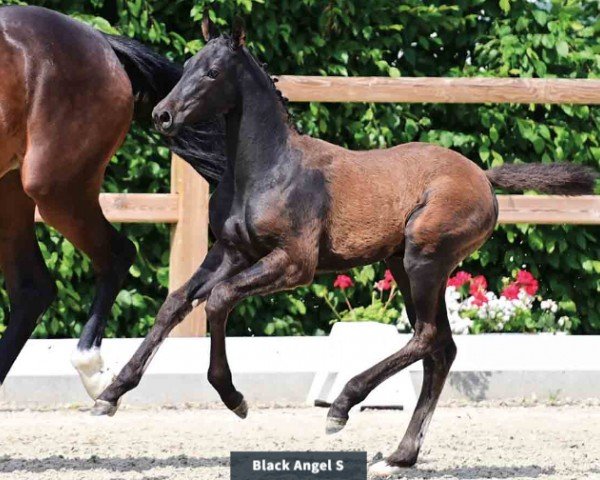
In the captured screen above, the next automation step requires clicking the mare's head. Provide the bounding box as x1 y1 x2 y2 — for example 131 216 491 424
153 13 246 136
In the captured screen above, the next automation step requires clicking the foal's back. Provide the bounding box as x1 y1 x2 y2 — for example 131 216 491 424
292 135 497 268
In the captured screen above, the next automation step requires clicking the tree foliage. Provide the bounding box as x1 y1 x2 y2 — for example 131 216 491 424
0 0 598 338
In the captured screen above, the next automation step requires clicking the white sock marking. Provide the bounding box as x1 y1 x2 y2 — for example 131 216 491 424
71 348 115 400
368 460 405 477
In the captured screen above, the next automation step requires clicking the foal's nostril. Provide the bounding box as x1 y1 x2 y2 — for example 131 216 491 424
158 111 173 130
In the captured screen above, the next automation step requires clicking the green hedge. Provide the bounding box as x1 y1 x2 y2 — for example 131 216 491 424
0 0 598 338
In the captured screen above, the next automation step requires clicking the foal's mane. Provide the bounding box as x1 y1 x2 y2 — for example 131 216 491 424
216 34 297 132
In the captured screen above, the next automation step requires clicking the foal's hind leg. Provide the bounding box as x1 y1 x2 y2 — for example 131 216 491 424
0 170 56 385
23 153 134 400
327 237 459 474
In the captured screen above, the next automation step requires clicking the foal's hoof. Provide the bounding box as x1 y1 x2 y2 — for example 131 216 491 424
325 416 347 435
368 460 405 478
231 398 249 419
91 399 118 417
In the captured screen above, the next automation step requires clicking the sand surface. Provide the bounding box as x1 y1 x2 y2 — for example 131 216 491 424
0 404 598 479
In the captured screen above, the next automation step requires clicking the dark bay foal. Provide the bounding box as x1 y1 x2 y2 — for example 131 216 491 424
94 16 597 475
0 6 224 401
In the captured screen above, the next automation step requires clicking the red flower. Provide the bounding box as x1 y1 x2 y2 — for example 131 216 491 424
515 270 538 296
376 270 395 291
334 274 353 290
469 275 488 295
447 271 472 288
472 290 488 306
384 269 394 283
501 282 520 300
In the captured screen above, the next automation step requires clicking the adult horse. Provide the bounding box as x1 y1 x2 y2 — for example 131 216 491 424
94 15 597 476
0 6 225 401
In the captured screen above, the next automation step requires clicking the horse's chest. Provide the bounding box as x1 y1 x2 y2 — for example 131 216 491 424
217 203 284 258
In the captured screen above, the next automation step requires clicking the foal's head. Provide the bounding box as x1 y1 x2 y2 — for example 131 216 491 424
153 14 246 135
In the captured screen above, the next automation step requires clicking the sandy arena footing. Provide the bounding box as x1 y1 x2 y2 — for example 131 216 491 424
0 403 598 480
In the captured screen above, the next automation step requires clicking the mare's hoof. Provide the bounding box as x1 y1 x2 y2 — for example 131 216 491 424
91 399 118 417
231 398 249 419
325 416 347 435
368 460 405 477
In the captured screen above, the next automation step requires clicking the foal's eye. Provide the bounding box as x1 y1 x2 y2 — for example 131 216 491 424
207 69 219 79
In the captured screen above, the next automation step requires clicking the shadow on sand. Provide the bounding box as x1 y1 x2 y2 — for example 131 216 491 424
0 455 228 473
0 455 563 479
396 464 556 479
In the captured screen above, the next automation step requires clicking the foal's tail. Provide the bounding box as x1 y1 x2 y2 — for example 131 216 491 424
486 163 597 195
102 34 226 185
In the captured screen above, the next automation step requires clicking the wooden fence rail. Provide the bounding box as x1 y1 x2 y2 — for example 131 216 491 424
33 194 600 226
33 76 600 336
277 76 600 104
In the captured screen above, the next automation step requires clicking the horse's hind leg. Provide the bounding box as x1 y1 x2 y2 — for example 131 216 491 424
0 170 56 385
327 213 469 475
22 153 135 400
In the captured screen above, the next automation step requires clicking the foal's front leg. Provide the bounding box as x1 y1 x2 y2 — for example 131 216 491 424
92 242 248 415
204 248 314 417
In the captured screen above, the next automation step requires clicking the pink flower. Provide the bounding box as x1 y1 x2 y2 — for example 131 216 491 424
447 271 472 288
334 274 353 290
376 270 395 291
515 270 538 296
469 275 488 295
384 269 394 283
472 290 488 306
502 282 520 300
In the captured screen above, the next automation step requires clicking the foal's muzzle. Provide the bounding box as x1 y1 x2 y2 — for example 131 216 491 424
152 108 176 135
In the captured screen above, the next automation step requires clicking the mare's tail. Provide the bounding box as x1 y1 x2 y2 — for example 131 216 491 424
102 34 225 185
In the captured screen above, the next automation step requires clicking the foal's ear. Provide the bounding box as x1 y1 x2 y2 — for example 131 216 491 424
231 16 246 49
201 9 218 41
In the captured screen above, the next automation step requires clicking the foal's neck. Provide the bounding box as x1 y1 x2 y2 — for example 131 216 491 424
225 50 292 188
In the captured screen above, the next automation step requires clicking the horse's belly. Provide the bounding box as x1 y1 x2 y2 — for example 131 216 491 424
317 220 406 271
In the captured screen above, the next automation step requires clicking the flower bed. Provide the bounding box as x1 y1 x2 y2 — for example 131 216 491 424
318 268 575 335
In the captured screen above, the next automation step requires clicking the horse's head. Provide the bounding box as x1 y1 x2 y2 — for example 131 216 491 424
153 13 246 136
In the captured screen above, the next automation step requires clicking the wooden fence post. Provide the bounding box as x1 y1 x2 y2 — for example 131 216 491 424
168 154 209 337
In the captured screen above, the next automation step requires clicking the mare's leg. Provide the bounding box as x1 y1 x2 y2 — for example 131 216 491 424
93 242 249 415
0 170 56 385
203 248 315 417
22 133 134 401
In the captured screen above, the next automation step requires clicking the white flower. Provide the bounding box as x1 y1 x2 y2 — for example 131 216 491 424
558 316 568 327
541 299 558 313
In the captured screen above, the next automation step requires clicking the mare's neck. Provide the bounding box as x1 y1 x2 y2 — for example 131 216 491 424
224 52 291 188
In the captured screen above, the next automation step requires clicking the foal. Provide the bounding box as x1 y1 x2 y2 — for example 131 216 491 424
0 6 224 400
95 17 596 474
